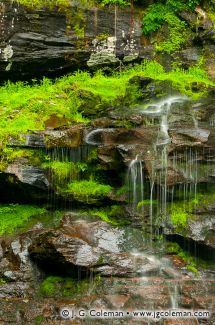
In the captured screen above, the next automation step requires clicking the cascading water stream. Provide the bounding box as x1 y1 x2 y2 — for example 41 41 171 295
134 97 188 222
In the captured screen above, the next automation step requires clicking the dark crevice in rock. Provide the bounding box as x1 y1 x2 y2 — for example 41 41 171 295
0 173 48 204
165 234 215 261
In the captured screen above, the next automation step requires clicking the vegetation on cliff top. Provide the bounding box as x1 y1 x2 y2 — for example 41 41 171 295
14 0 130 9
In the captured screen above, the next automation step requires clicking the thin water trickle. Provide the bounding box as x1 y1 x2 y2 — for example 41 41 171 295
127 156 144 213
169 282 179 309
46 146 91 208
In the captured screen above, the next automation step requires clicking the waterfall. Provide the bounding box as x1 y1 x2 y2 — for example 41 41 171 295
172 148 198 202
127 156 144 212
126 97 188 219
85 128 115 146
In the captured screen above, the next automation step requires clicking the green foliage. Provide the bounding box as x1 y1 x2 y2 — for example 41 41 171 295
0 204 46 236
137 199 158 208
0 278 6 285
143 0 200 34
39 276 96 297
15 0 78 10
170 204 189 228
16 0 131 9
40 276 64 297
166 242 198 274
186 0 200 10
42 161 76 182
98 0 130 6
87 205 129 226
142 0 200 52
156 13 187 54
34 315 45 325
142 4 168 34
0 147 44 171
65 179 112 200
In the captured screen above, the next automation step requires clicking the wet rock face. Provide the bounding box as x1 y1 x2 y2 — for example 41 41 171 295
28 215 164 277
0 229 43 298
0 1 145 80
164 207 215 254
0 214 185 300
6 163 49 190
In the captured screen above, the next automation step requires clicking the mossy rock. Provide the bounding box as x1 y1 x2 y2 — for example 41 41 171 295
77 89 109 117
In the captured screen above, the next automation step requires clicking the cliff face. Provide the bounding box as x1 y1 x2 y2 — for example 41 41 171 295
0 1 147 80
0 1 214 81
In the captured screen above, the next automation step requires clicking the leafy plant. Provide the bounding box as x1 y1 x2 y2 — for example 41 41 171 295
156 13 187 54
142 4 169 34
142 0 200 52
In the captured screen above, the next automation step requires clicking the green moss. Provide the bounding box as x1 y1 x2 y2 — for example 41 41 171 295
87 205 129 226
194 193 215 208
65 179 112 201
0 204 46 236
170 204 189 228
96 33 110 41
39 276 100 298
116 185 128 196
166 242 198 274
0 147 45 172
40 276 64 297
0 278 6 285
15 0 80 10
42 160 89 187
15 0 131 10
42 161 76 182
34 315 45 325
97 0 131 6
137 199 158 208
